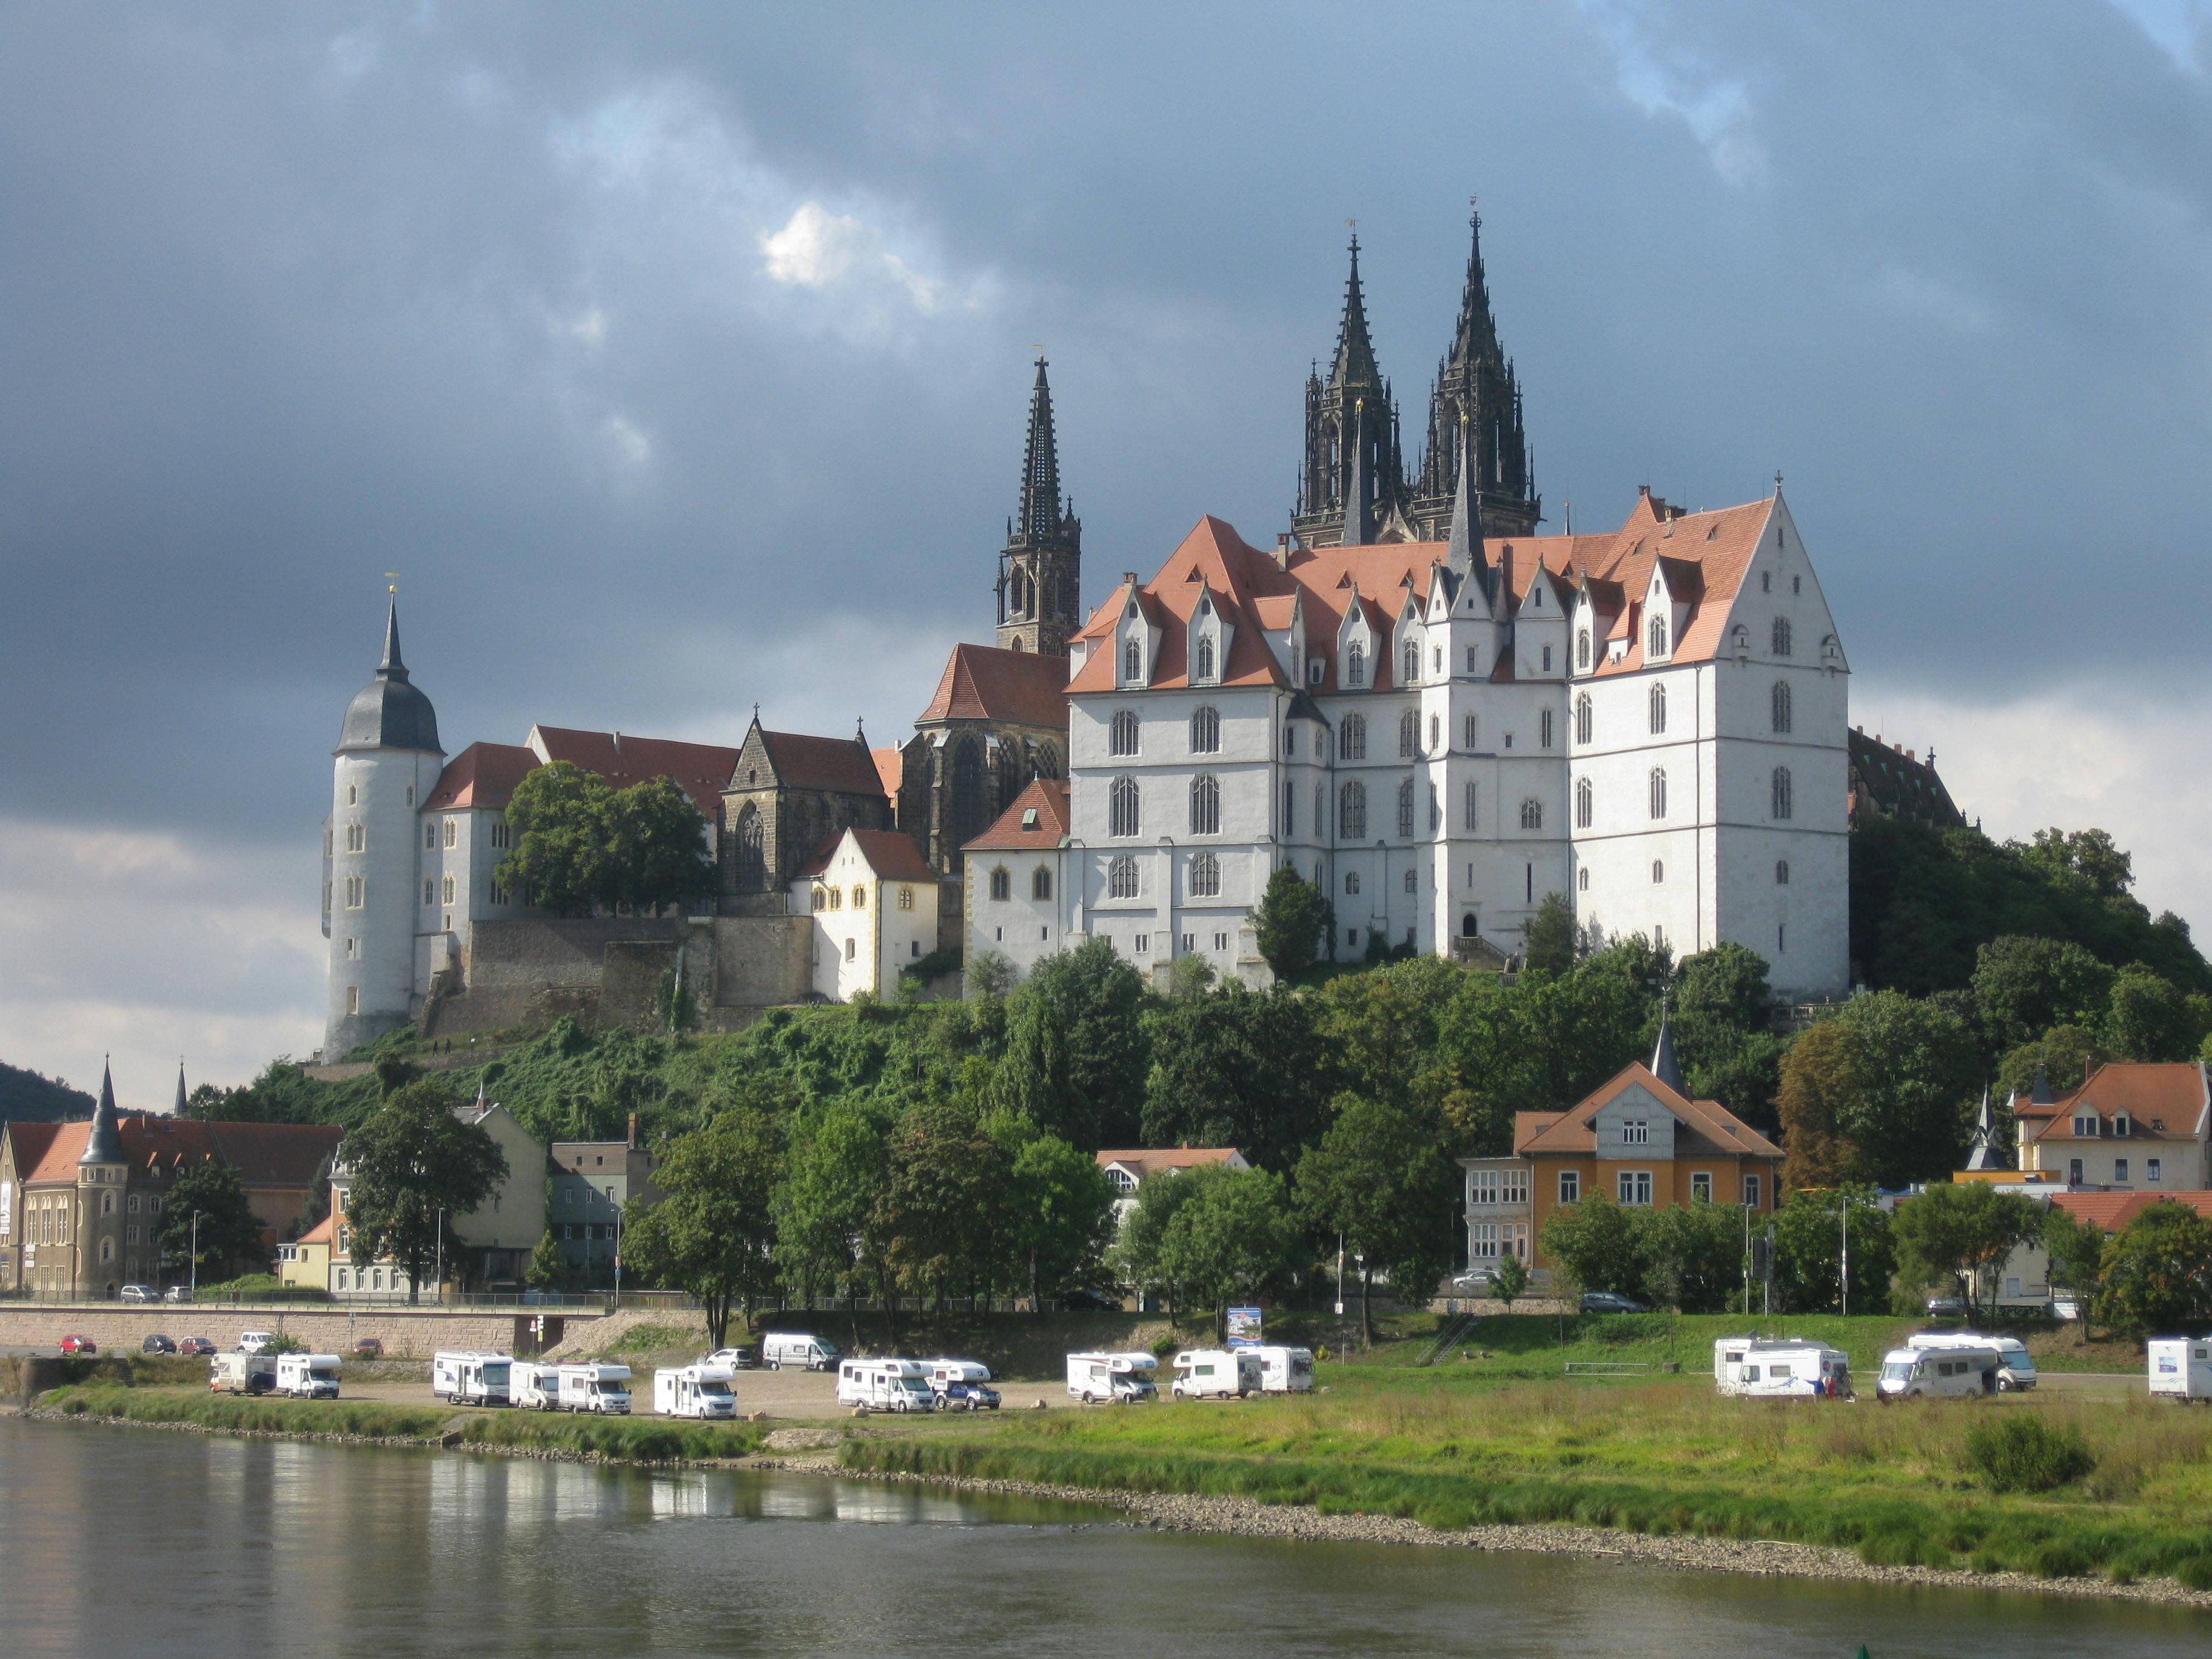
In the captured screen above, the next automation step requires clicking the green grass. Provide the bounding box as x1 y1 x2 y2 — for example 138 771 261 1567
588 1322 699 1358
36 1385 766 1461
840 1359 2212 1584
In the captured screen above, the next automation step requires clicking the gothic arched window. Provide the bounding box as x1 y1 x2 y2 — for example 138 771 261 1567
1339 781 1367 839
1575 693 1592 745
732 804 765 894
1344 870 1361 896
1647 614 1668 657
1123 638 1142 682
1403 639 1419 685
1031 745 1062 780
1771 617 1793 657
1397 776 1415 839
1575 776 1593 829
1033 866 1053 900
1771 680 1792 734
1347 641 1366 688
1771 766 1794 820
1109 776 1140 837
1189 852 1221 899
1520 797 1543 831
1108 856 1139 899
1109 710 1139 757
950 741 988 859
1649 767 1668 820
989 866 1011 901
1404 867 1418 894
1399 711 1418 757
1190 705 1220 754
1577 628 1591 671
1194 634 1216 682
1189 774 1221 836
1649 682 1667 734
1339 714 1366 760
1775 859 1791 886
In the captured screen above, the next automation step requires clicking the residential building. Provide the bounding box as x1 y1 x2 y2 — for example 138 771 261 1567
791 828 947 1002
1962 1188 2212 1310
275 1215 333 1293
549 1114 662 1284
2009 1062 2212 1190
1094 1147 1250 1227
1460 1025 1783 1280
963 779 1074 979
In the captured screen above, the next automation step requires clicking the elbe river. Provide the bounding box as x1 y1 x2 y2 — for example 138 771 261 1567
2 1419 2203 1657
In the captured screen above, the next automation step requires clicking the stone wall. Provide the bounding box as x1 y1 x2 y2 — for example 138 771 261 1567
711 915 809 1007
0 1302 605 1360
464 916 685 989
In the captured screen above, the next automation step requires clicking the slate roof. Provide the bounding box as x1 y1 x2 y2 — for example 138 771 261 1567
917 643 1071 730
338 597 443 754
750 728 890 799
964 779 1071 853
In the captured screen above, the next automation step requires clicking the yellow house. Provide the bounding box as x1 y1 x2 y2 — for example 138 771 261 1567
275 1214 333 1291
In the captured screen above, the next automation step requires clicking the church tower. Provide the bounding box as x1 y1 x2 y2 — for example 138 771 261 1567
76 1062 127 1299
324 593 446 1061
1413 205 1540 540
995 358 1082 657
1292 235 1413 548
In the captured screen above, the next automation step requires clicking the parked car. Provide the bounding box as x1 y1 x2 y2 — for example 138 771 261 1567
702 1346 759 1370
163 1285 193 1304
1579 1292 1646 1315
59 1335 97 1355
238 1330 278 1355
1449 1269 1495 1292
176 1336 216 1356
141 1334 177 1355
1925 1296 1969 1321
1057 1290 1121 1312
352 1337 384 1359
119 1284 158 1304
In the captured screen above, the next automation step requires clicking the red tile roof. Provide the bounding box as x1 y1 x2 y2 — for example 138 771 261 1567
752 728 890 799
871 746 905 802
21 1115 341 1188
423 742 541 812
2047 1190 2212 1231
1513 1063 1785 1161
2019 1063 2210 1144
1095 1147 1245 1179
295 1215 335 1247
209 1123 344 1188
796 827 940 885
1067 493 1786 699
529 726 742 819
917 643 1071 731
964 779 1071 853
1 1121 62 1176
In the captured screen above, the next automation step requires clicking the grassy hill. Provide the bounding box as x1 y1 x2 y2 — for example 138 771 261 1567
0 1061 94 1122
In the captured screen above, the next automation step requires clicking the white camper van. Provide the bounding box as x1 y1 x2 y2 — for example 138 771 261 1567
209 1352 276 1395
1712 1338 1851 1399
1877 1343 1997 1401
510 1360 561 1411
1251 1346 1315 1394
760 1332 840 1372
275 1353 341 1399
558 1362 632 1415
655 1364 738 1419
1908 1332 2037 1392
1067 1352 1158 1404
2148 1338 2212 1403
432 1350 513 1406
836 1359 936 1413
1170 1349 1259 1400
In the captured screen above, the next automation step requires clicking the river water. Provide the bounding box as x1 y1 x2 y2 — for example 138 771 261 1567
2 1418 2204 1657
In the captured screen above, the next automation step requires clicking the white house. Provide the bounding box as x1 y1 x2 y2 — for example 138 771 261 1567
963 779 1073 980
1095 1147 1250 1227
793 828 945 1002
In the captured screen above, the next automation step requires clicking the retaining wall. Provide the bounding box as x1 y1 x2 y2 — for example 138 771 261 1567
0 1304 605 1360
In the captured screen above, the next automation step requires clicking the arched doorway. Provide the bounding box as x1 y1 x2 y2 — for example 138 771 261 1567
1461 913 1480 939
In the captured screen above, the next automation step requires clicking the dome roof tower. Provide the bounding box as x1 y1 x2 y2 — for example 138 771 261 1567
338 593 442 754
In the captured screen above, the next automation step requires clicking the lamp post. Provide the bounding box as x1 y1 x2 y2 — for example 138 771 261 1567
190 1210 202 1301
613 1203 623 1306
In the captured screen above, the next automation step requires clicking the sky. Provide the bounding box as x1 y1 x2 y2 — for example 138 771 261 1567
2 1 2210 1098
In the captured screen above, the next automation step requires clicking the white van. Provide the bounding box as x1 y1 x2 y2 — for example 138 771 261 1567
1712 1338 1851 1398
837 1359 936 1413
1067 1352 1158 1404
510 1360 561 1411
1877 1344 1997 1401
1251 1346 1315 1394
655 1364 738 1419
1909 1332 2037 1392
1171 1349 1259 1400
238 1330 278 1355
432 1350 513 1406
2148 1338 2212 1403
558 1362 632 1415
760 1332 840 1372
209 1352 276 1395
275 1353 341 1399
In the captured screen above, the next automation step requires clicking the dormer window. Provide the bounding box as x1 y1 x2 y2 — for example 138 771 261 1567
2113 1113 2131 1138
2073 1113 2098 1138
1647 615 1668 657
1347 641 1366 688
1123 639 1142 682
1621 1119 1649 1145
1194 634 1216 682
1308 657 1326 686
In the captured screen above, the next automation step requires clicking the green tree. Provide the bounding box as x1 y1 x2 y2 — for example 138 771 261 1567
771 1099 894 1344
1772 1187 1894 1315
997 938 1150 1148
2094 1201 2212 1339
1833 990 1982 1185
1996 1026 2106 1099
1972 936 2118 1055
1295 1093 1456 1342
497 761 615 916
1890 1181 2043 1319
1489 1250 1527 1307
993 1118 1119 1309
1644 1201 1748 1313
625 1102 784 1346
1141 983 1329 1170
525 1230 569 1292
1521 892 1577 976
157 1165 266 1284
2103 965 2206 1062
340 1081 508 1304
1538 1190 1650 1302
965 947 1017 997
2042 1205 2108 1330
602 774 717 911
1156 1164 1302 1339
1775 1021 1868 1189
2023 826 2135 903
876 1098 1002 1318
1316 956 1466 1107
1672 943 1784 1132
1110 1162 1209 1319
1248 863 1331 981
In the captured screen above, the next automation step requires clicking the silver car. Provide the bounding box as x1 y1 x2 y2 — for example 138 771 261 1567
118 1284 158 1304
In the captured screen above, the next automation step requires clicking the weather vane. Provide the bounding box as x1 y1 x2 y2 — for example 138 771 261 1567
384 569 400 595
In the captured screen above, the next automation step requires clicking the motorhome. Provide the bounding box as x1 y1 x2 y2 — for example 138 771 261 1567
655 1364 739 1419
432 1350 514 1406
275 1353 342 1399
1252 1346 1315 1394
760 1332 840 1372
209 1352 276 1395
922 1359 1000 1411
1908 1332 2037 1392
1067 1352 1158 1404
2148 1338 2212 1403
558 1362 633 1414
836 1359 936 1414
510 1360 561 1411
1171 1349 1259 1400
1711 1338 1851 1399
1877 1344 1997 1401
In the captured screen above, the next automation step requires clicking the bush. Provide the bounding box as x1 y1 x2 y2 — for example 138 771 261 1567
1963 1416 2096 1493
2175 1555 2212 1592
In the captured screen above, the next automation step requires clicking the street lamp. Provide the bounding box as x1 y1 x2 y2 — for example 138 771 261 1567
190 1210 202 1301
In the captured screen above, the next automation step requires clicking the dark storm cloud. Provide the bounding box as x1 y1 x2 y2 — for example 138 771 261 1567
2 0 2208 860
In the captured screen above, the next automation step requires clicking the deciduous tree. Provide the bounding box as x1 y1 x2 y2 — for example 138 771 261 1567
1772 1187 1893 1315
1889 1181 2042 1319
1521 892 1577 976
1248 864 1330 982
771 1098 893 1344
1538 1190 1651 1304
157 1165 266 1283
341 1082 508 1304
1141 984 1329 1170
2094 1201 2212 1339
1156 1164 1302 1340
1775 1021 1868 1189
997 938 1149 1148
623 1104 783 1348
1295 1093 1455 1343
1833 990 1982 1185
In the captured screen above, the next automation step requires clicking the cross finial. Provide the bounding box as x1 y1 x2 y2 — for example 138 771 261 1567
1774 469 1784 493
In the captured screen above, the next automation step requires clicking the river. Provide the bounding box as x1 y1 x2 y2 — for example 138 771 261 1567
1 1419 2203 1656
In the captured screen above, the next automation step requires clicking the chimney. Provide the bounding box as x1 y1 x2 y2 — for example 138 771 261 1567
627 1111 640 1150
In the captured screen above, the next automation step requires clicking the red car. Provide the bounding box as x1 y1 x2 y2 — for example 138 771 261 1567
58 1335 97 1355
176 1336 216 1356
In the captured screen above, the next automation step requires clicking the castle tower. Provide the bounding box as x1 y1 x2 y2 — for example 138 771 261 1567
76 1062 126 1298
1413 204 1539 539
995 357 1083 656
324 592 445 1060
1292 235 1412 548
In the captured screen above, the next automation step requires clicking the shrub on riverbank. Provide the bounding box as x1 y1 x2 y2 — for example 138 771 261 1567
1965 1416 2096 1493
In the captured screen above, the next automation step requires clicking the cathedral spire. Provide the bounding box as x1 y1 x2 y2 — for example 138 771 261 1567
1448 201 1501 372
173 1062 188 1118
378 590 406 677
1413 197 1539 540
1444 418 1483 583
1343 400 1374 548
1331 234 1382 393
1016 356 1064 545
81 1061 124 1165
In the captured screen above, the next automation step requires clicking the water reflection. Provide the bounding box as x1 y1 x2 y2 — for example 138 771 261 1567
2 1419 2204 1659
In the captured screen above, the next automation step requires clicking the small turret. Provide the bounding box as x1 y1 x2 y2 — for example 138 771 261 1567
81 1062 124 1166
1649 1008 1686 1095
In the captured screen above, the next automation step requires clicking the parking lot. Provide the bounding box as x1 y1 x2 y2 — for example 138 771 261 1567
338 1364 1078 1418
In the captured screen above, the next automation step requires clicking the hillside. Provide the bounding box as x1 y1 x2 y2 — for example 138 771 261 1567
0 1061 95 1122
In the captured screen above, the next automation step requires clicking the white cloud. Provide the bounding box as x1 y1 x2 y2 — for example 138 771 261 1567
1579 0 1768 188
2105 0 2208 71
1855 677 2212 937
598 412 653 473
761 201 943 312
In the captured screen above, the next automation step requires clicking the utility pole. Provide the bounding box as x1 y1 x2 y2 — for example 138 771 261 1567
190 1211 202 1302
1840 1200 1850 1318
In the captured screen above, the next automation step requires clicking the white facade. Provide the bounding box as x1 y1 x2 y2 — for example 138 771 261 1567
324 742 447 1057
968 843 1071 978
793 830 941 1002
